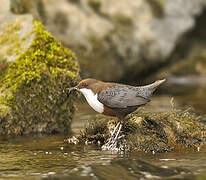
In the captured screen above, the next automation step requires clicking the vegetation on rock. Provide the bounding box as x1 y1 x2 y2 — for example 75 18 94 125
66 108 206 152
0 21 79 135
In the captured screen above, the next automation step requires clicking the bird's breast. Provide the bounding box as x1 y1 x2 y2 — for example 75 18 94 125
79 88 104 113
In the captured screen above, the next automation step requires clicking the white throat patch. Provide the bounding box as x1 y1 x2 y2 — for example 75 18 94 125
80 88 104 113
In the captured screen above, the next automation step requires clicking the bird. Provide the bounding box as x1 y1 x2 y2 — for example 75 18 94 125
69 78 166 149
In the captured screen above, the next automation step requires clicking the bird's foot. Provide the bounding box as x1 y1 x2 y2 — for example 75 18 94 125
102 133 126 151
102 122 126 151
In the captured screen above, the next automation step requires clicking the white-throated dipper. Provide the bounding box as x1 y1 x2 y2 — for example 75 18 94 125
69 78 166 149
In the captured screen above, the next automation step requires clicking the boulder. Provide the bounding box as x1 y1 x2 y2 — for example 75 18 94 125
0 0 79 135
66 108 206 152
15 0 206 81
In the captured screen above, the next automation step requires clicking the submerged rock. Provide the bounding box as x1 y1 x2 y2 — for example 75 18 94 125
0 0 79 135
66 108 206 152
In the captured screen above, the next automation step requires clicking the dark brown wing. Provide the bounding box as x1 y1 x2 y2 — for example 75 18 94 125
97 85 150 108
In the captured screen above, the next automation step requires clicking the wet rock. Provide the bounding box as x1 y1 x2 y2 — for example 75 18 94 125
66 108 206 152
0 0 79 135
16 0 206 81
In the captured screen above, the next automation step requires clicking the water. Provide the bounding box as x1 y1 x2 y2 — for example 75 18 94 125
1 134 206 180
1 135 206 180
0 76 206 180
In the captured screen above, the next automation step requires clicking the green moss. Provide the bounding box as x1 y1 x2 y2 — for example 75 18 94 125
0 21 79 135
127 109 206 152
2 21 78 92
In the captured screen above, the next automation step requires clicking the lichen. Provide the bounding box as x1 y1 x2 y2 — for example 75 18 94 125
66 108 206 152
0 21 79 135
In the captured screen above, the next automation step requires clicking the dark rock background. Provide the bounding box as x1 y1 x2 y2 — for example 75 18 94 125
9 0 206 82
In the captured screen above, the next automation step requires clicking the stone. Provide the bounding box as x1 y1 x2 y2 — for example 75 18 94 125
66 108 206 152
28 0 206 81
0 0 79 135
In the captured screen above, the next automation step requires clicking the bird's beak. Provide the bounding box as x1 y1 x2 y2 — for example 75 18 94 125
68 86 78 94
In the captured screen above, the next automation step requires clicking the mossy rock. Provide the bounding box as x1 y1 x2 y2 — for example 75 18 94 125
0 20 79 135
66 108 206 152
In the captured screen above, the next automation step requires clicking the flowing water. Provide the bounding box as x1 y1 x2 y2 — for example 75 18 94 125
0 77 206 180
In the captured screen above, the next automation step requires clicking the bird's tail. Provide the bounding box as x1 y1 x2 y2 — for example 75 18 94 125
149 79 166 89
138 79 166 98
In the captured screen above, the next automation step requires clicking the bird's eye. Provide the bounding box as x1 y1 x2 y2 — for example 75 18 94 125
84 83 88 87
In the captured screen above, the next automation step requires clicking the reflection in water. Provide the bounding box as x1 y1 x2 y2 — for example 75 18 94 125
0 78 206 179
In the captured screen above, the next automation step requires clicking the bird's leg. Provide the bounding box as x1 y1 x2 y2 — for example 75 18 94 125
102 116 125 151
105 119 123 146
114 123 122 141
114 116 124 140
111 122 120 137
105 122 120 145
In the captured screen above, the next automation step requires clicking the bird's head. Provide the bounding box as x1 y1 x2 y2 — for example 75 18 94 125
68 78 101 94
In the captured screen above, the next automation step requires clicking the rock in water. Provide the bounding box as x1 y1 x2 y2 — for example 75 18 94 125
0 0 79 135
66 109 206 152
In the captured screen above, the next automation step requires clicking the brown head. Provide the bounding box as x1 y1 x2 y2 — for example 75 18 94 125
76 78 100 90
69 78 111 94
